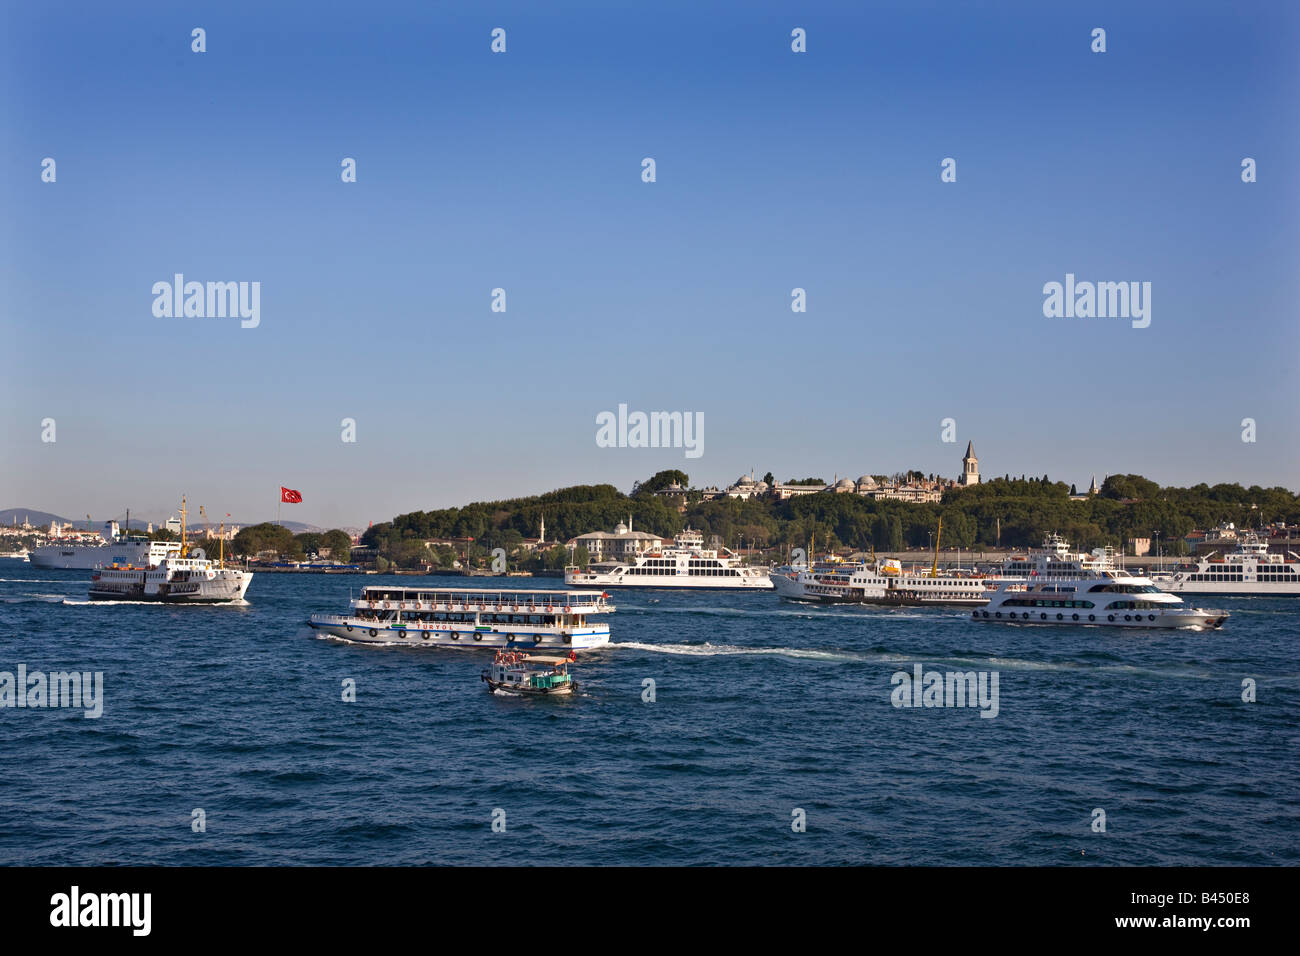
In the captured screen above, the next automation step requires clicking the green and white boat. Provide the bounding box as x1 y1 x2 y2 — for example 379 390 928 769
481 651 576 696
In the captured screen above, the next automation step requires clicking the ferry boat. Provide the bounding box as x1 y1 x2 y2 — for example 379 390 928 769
972 577 1228 628
770 558 992 606
32 524 181 570
308 586 613 649
565 528 772 590
87 500 251 603
1149 532 1300 596
481 651 576 696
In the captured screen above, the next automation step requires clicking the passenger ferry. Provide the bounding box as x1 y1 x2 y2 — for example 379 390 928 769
565 528 772 590
1149 532 1300 596
972 577 1228 629
87 500 252 603
309 586 613 649
770 557 992 606
90 551 253 603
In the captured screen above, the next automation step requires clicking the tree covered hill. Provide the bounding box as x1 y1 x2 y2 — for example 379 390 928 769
361 471 1300 558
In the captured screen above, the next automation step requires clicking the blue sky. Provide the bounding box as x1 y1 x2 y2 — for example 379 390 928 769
3 1 1297 528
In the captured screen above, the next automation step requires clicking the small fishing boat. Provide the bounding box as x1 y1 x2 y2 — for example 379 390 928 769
481 651 577 696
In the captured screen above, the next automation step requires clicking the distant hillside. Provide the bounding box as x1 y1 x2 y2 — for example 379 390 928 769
0 508 322 534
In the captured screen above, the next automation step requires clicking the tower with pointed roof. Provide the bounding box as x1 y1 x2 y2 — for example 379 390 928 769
959 441 980 486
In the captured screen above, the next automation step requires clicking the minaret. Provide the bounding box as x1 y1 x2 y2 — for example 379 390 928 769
539 514 545 544
960 441 980 486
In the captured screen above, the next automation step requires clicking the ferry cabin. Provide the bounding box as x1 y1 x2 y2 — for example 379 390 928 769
308 586 613 649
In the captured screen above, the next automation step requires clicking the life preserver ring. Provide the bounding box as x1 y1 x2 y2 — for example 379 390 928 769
534 634 543 644
971 611 978 618
1072 614 1079 621
1148 614 1155 621
995 612 1002 618
547 605 555 613
368 600 375 608
1124 614 1131 621
368 628 378 637
1107 614 1115 622
383 601 391 609
528 604 536 612
1056 613 1063 620
981 611 989 618
563 606 572 614
1022 612 1029 619
473 633 482 641
1040 613 1047 620
451 633 459 640
346 623 353 632
1088 614 1095 621
399 602 406 610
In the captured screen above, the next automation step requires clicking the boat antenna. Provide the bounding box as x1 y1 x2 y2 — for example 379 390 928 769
180 496 188 557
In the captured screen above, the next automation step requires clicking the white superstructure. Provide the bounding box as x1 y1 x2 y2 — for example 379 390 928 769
1150 533 1300 596
309 586 613 649
31 524 181 570
565 528 772 590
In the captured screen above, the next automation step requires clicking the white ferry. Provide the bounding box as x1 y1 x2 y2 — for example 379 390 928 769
1150 532 1300 596
31 523 181 570
87 500 251 603
770 557 992 606
309 586 614 649
90 551 253 603
972 577 1228 628
565 528 772 590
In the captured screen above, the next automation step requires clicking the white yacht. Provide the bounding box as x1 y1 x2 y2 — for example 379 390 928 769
970 534 1227 628
309 586 613 649
1150 532 1300 596
565 528 773 590
31 521 180 570
972 577 1228 628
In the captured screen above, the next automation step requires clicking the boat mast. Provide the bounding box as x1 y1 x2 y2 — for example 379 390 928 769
180 497 188 557
931 517 943 577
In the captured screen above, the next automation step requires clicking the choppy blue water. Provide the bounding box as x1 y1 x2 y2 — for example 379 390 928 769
0 559 1296 865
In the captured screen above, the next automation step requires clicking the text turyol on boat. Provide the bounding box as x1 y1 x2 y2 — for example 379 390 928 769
309 585 614 649
88 499 252 603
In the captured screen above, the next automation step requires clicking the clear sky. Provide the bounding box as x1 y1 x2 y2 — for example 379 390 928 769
3 0 1297 529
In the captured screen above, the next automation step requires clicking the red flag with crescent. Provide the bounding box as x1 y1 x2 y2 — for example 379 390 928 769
280 487 302 503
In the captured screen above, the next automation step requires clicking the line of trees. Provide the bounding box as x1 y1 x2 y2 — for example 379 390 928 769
359 470 1299 566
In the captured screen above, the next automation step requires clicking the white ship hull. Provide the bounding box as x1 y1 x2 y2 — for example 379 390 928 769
1150 533 1299 596
309 615 609 649
32 540 180 570
971 605 1227 628
770 566 990 605
310 585 615 651
566 568 772 590
89 561 252 603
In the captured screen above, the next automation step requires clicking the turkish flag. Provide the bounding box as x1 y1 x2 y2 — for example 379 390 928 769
280 487 302 503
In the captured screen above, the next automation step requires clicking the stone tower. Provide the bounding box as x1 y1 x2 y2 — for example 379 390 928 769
960 441 980 486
